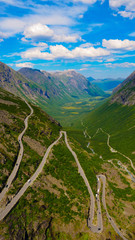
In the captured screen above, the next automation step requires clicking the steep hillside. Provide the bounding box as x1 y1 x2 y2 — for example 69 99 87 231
0 87 61 190
0 62 108 126
65 76 135 240
0 87 120 240
19 68 106 99
0 62 43 100
50 70 106 97
72 101 135 240
112 71 135 105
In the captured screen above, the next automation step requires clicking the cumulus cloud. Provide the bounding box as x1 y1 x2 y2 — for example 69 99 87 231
118 11 135 19
21 47 54 60
109 0 135 9
0 2 87 40
109 0 135 19
105 62 135 68
22 23 80 43
21 44 110 61
102 39 135 51
16 62 34 68
24 23 53 41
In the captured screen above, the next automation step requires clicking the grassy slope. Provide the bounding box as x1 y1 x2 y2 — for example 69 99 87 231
0 88 122 240
82 101 135 239
84 101 135 161
65 100 135 239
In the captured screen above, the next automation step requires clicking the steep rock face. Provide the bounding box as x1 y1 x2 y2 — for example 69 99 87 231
0 62 106 105
113 71 135 94
50 70 106 97
19 68 60 99
111 71 135 105
0 62 42 99
19 68 106 99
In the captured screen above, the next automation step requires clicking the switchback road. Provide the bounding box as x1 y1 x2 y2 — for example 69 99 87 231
0 100 33 202
0 129 128 240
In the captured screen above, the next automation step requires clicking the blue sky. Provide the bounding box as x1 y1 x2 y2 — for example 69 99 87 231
0 0 135 79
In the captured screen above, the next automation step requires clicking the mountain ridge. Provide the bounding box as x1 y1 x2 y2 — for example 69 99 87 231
19 67 106 99
111 70 135 105
87 76 124 92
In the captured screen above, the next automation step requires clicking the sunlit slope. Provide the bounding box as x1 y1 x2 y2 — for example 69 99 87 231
83 101 135 164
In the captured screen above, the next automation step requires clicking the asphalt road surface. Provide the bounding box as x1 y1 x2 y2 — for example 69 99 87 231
0 131 62 221
0 129 128 239
62 131 103 233
98 175 127 240
0 100 33 202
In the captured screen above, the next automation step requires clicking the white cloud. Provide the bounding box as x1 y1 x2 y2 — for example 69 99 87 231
79 14 84 18
72 0 105 5
118 11 135 19
21 44 110 60
105 62 135 68
24 23 54 41
79 67 88 71
109 0 135 10
102 39 135 51
16 62 34 68
79 42 94 48
23 23 80 43
0 3 87 39
0 0 22 7
109 0 135 19
0 18 25 37
73 0 97 4
21 48 54 60
32 42 48 48
0 31 9 39
129 32 135 37
106 58 115 62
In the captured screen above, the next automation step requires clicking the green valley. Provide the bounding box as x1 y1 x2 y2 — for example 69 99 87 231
0 63 135 240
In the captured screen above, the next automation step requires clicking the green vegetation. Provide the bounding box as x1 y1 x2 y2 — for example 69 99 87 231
44 137 89 221
83 101 135 165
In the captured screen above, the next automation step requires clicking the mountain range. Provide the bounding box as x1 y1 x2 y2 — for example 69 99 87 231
0 61 108 125
0 60 135 239
87 76 124 92
0 61 106 104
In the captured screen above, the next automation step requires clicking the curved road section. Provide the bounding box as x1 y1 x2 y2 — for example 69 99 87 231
0 100 33 202
62 131 103 234
98 175 127 240
0 130 128 240
0 132 62 220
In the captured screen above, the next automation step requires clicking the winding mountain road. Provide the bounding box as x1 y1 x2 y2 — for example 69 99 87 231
98 175 127 240
0 131 62 221
0 125 128 239
63 131 103 233
0 100 33 203
93 128 135 171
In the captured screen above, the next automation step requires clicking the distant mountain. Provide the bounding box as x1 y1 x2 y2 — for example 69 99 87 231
19 68 107 99
87 76 123 91
111 71 135 105
0 61 107 125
